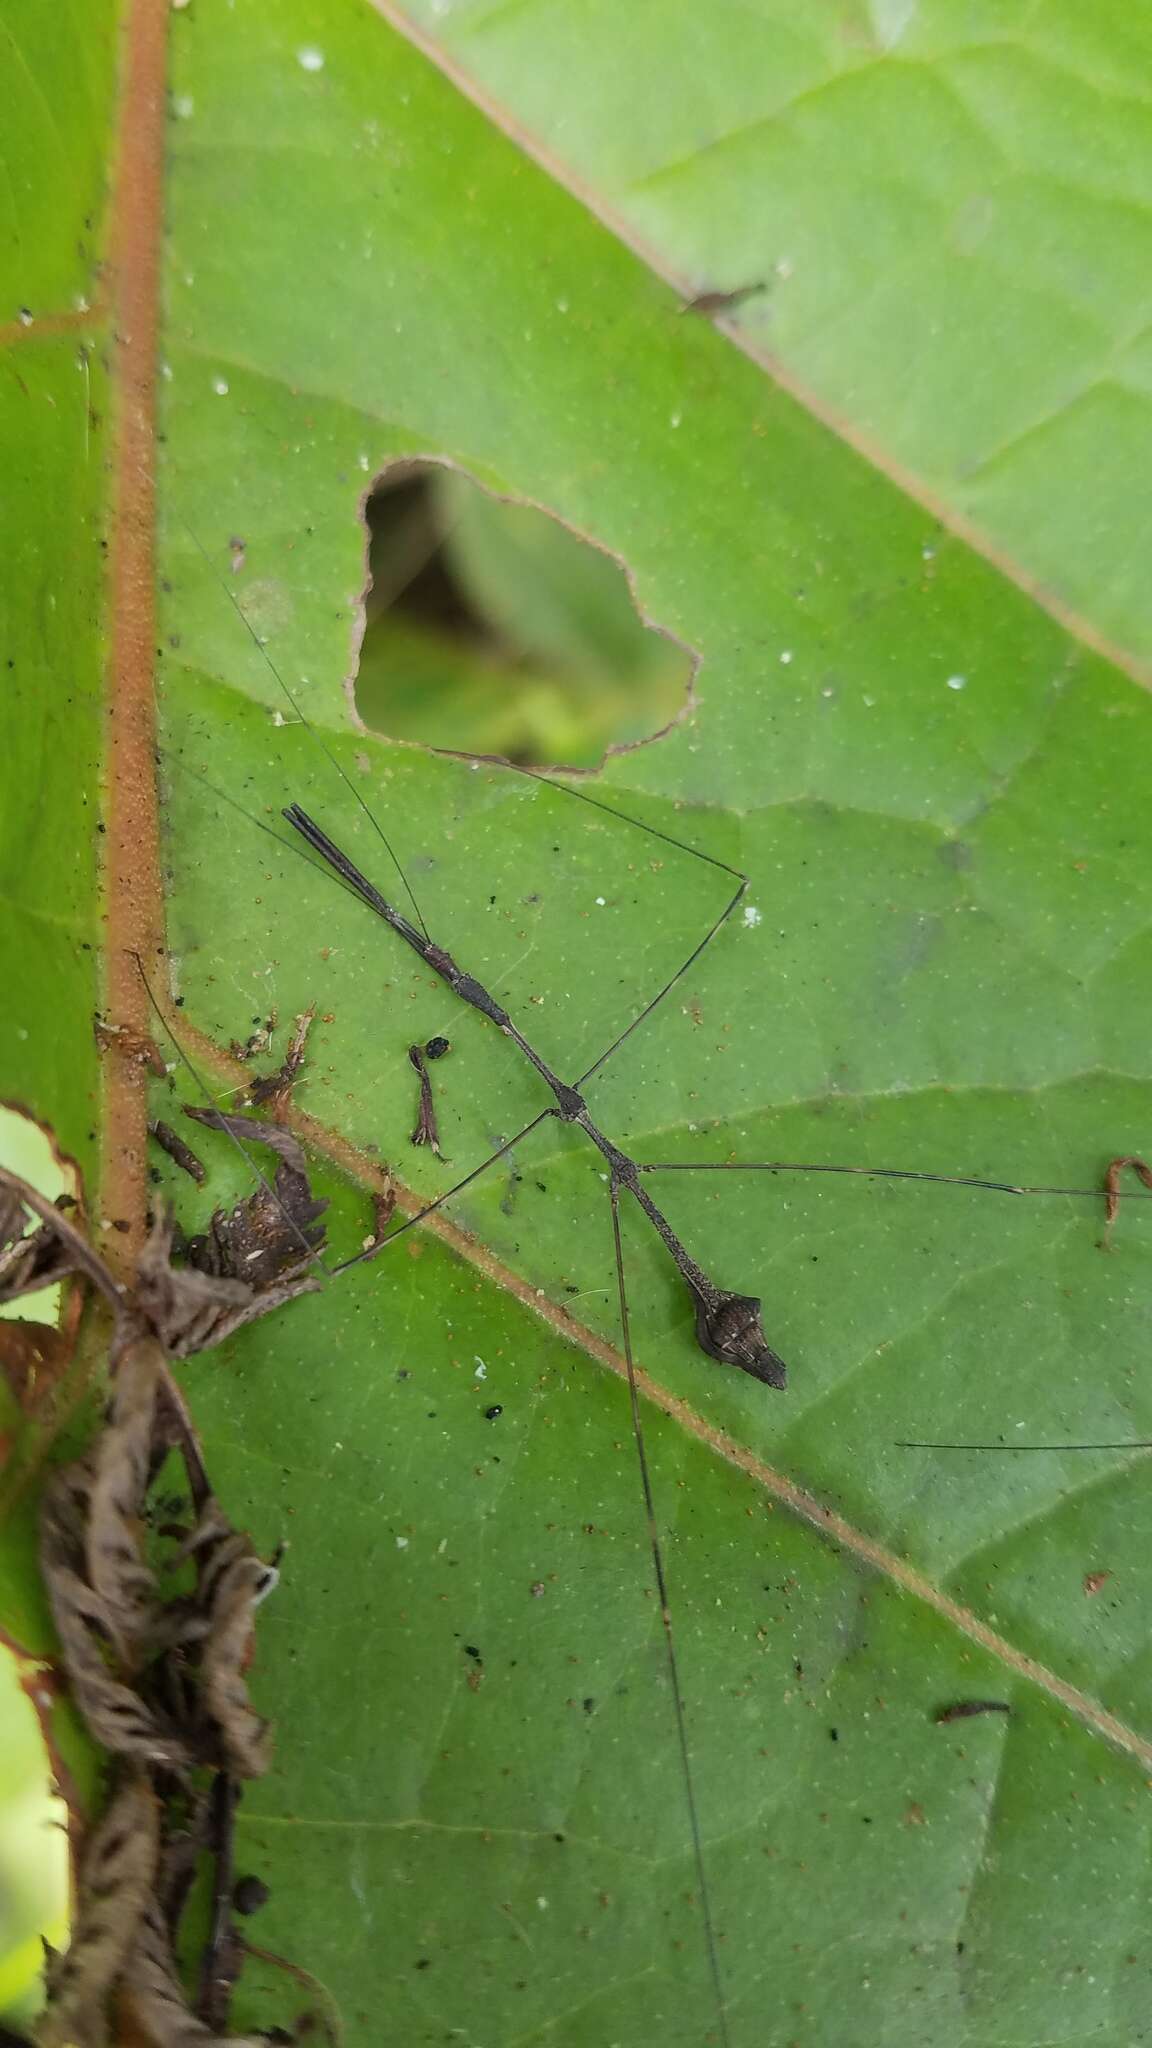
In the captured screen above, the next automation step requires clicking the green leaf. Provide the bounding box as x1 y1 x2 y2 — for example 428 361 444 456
8 1 1152 2043
393 0 1152 676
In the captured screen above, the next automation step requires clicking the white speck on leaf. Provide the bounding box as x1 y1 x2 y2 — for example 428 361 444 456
946 674 966 691
297 46 324 69
780 650 793 665
396 1535 409 1550
212 377 229 396
173 94 194 118
595 896 606 907
474 1359 487 1380
670 411 682 428
742 906 762 928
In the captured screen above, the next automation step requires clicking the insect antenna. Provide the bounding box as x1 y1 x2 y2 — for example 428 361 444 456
174 517 431 940
608 1175 732 2048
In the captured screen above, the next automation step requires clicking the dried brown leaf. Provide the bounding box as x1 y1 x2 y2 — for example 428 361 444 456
0 1319 70 1411
122 1901 268 2047
177 1110 327 1295
35 1772 158 2048
246 1007 314 1113
135 1210 320 1359
0 1170 123 1313
41 1461 190 1772
150 1122 206 1185
87 1337 165 1658
0 1210 77 1306
179 1500 274 1779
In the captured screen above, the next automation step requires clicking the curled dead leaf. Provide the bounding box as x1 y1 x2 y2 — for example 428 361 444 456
177 1499 275 1779
136 1210 320 1359
41 1457 190 1773
122 1900 268 2047
35 1772 158 2048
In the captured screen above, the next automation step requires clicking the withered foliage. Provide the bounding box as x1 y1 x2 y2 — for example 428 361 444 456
243 1010 315 1116
178 1112 327 1301
0 1159 325 2046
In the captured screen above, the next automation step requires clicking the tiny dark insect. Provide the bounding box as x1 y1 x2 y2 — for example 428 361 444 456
484 1404 503 1420
934 1700 1012 1724
232 1875 270 1916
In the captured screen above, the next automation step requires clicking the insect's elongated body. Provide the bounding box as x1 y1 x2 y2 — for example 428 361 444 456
284 804 787 1389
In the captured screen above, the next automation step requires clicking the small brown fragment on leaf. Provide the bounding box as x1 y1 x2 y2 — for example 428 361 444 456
180 1109 327 1294
150 1121 205 1185
94 1016 167 1077
934 1699 1011 1724
904 1802 926 1826
229 1011 277 1062
681 281 767 318
359 1182 397 1258
1083 1570 1112 1596
0 1318 70 1410
247 1007 315 1114
1100 1156 1152 1247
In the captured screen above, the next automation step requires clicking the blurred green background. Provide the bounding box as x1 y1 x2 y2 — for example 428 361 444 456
357 467 694 767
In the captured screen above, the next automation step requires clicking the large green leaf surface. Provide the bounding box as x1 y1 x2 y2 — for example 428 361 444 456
393 0 1152 676
150 3 1152 2043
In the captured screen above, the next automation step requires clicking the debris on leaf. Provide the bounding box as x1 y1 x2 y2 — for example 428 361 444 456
1101 1155 1152 1246
36 1771 159 2048
229 1010 277 1062
245 1007 315 1114
173 1498 274 1778
0 1167 297 2043
136 1209 320 1360
94 1014 168 1076
179 1108 327 1293
408 1039 445 1158
151 1120 207 1184
681 280 767 318
0 1192 83 1306
0 1319 70 1410
121 1897 269 2047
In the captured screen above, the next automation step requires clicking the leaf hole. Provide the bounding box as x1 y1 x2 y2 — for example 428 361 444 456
354 463 696 770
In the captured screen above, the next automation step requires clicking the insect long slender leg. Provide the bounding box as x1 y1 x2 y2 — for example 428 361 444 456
638 1159 1152 1202
608 1176 732 2048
